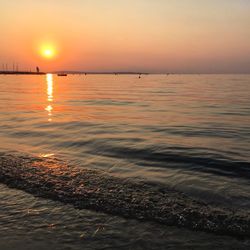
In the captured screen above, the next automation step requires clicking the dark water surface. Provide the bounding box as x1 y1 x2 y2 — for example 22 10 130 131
0 74 250 248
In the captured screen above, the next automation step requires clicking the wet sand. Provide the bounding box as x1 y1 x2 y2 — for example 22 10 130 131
0 152 249 238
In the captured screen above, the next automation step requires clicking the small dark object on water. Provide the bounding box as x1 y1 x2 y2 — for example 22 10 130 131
57 73 67 76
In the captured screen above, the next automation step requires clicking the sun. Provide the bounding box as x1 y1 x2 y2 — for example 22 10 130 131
44 49 53 57
40 44 56 59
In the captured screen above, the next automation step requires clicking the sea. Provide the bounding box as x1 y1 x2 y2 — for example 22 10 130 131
0 74 249 249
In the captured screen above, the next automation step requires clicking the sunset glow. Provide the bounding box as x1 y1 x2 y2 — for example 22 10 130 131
1 0 250 73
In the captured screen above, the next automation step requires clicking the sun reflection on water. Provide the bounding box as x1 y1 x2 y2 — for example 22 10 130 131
39 153 55 158
45 73 54 122
47 74 53 102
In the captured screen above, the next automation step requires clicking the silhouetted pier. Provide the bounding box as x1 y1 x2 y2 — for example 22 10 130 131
0 71 46 75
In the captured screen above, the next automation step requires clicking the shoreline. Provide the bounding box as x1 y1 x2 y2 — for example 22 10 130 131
0 71 46 75
0 152 249 239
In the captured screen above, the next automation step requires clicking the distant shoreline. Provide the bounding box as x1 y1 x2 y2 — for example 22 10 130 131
1 71 249 75
53 71 149 75
0 71 147 75
0 71 46 75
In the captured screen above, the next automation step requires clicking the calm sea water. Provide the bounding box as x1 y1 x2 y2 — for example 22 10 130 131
0 74 250 249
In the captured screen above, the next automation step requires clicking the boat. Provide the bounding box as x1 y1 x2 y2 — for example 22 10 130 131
57 73 67 76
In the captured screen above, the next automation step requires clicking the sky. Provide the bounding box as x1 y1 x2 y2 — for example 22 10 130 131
1 0 250 73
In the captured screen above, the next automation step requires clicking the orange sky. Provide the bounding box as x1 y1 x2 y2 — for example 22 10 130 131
1 0 250 73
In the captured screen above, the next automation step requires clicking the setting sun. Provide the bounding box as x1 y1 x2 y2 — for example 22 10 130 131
40 45 56 59
44 49 53 57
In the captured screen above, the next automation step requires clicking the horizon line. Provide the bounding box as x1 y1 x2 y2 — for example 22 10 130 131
1 70 250 75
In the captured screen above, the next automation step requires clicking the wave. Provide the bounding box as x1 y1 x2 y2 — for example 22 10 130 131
143 124 250 139
2 119 250 180
0 152 249 238
86 144 250 180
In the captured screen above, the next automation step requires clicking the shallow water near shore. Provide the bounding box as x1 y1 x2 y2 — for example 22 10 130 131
0 74 250 248
1 183 250 250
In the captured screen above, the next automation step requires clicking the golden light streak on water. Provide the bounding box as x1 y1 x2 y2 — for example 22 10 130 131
46 73 53 102
39 153 55 158
46 74 54 121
